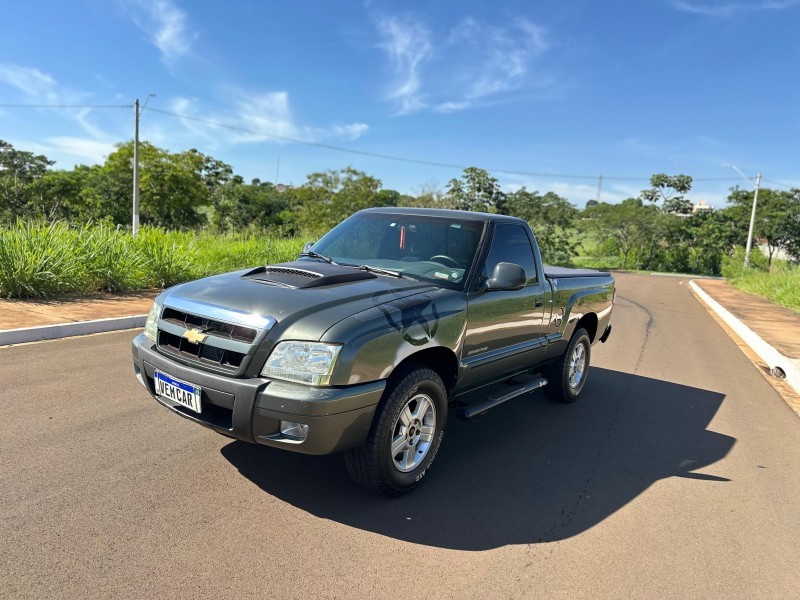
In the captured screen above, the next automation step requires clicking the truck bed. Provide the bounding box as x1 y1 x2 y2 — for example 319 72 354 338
543 266 611 279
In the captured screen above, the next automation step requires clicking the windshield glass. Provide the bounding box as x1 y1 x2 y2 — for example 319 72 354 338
309 212 484 290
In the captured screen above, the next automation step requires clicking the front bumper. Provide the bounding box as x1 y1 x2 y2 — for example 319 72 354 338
131 333 384 455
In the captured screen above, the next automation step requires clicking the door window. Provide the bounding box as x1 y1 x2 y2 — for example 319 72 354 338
481 223 537 284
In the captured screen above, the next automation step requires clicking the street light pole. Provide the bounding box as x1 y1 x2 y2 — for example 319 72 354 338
744 173 761 268
723 163 762 268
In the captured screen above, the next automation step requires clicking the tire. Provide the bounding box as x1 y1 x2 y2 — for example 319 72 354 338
544 327 591 404
344 365 448 496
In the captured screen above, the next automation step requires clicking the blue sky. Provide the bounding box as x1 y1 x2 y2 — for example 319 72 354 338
0 0 797 207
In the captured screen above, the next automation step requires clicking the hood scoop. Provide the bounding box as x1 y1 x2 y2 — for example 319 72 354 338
242 261 377 289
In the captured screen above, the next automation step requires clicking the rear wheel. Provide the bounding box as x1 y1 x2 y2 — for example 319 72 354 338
344 365 447 496
544 327 591 403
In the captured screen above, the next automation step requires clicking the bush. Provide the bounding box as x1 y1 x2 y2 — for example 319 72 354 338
721 246 770 279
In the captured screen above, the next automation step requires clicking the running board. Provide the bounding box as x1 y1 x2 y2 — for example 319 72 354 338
456 376 548 420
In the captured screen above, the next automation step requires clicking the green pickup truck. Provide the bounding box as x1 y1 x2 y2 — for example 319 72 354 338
132 208 614 495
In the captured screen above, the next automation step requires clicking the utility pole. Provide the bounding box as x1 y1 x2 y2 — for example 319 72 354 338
132 99 140 235
275 154 281 185
596 174 603 203
744 173 761 268
132 94 154 236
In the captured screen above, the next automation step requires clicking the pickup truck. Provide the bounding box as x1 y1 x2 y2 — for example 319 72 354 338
132 208 614 495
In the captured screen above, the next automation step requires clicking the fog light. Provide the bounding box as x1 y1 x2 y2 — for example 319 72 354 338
280 420 309 441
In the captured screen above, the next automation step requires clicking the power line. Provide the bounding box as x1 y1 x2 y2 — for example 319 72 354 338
762 178 797 190
0 103 132 108
1 102 789 185
145 107 745 183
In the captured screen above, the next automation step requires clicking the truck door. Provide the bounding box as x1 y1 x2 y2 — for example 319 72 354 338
459 223 550 390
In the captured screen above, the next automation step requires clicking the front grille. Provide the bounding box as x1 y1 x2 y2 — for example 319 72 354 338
162 307 257 343
157 306 258 374
158 330 245 371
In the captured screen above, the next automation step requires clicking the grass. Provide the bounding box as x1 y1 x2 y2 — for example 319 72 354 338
0 221 303 299
722 249 800 313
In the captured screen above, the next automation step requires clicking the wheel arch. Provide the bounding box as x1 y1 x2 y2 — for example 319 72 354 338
389 346 459 398
575 312 599 342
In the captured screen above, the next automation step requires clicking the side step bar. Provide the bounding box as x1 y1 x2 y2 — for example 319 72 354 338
456 376 548 420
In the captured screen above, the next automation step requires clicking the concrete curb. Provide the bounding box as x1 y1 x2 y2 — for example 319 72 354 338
689 280 800 396
0 315 146 347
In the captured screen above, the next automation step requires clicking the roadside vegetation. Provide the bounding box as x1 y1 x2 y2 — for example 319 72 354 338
0 222 301 298
721 248 800 313
1 139 798 300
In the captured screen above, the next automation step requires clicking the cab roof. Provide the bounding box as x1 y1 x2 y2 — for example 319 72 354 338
357 207 525 224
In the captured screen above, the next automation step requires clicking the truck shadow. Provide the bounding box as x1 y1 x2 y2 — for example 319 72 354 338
220 368 735 550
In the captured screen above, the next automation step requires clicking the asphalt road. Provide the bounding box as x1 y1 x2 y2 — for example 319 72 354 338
2 272 799 599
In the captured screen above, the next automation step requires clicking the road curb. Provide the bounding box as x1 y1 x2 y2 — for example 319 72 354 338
689 280 800 396
0 315 146 347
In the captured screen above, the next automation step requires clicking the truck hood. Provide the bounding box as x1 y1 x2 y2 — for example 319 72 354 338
161 261 437 341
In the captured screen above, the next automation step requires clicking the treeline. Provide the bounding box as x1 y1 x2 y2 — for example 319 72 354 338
2 139 799 276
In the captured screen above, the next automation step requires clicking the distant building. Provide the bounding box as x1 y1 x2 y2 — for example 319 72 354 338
692 199 714 214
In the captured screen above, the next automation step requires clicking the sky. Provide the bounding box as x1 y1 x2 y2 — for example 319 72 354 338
0 0 798 207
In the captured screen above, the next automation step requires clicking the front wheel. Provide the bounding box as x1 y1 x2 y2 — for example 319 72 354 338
344 365 447 496
544 327 591 403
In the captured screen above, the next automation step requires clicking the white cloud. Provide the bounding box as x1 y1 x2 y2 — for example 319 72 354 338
0 64 57 97
376 15 433 114
0 63 116 142
44 137 117 162
674 0 800 17
375 14 552 114
501 174 641 207
163 92 369 146
127 0 197 64
7 137 116 166
462 18 550 101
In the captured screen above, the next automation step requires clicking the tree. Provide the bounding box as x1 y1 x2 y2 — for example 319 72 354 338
295 168 387 233
0 140 54 222
97 142 213 229
727 186 800 265
641 173 693 214
444 167 506 212
584 198 660 269
503 188 578 265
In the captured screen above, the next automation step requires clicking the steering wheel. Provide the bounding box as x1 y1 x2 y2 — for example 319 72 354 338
428 255 460 268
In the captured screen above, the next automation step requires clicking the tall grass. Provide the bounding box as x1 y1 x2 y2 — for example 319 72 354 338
83 225 147 293
722 248 800 313
0 222 303 299
0 221 89 298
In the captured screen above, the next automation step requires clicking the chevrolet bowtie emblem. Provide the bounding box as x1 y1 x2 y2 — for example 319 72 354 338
183 328 207 344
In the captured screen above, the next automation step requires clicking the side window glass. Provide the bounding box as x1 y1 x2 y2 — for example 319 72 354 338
481 224 538 284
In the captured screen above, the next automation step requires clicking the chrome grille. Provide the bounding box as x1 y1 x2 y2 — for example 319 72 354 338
156 306 259 374
161 307 257 343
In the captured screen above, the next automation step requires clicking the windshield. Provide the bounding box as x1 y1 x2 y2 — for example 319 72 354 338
308 212 484 290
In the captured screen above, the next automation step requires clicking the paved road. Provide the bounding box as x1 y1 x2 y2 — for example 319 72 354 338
2 272 799 599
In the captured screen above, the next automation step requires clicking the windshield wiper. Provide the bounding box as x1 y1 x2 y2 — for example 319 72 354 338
355 264 404 278
298 251 337 264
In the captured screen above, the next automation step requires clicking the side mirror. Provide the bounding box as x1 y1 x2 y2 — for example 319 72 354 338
301 241 315 253
485 262 526 291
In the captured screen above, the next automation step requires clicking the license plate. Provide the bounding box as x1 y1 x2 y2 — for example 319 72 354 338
154 370 202 414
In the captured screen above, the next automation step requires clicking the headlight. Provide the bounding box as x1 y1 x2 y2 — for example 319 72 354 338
261 341 342 386
144 301 161 342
